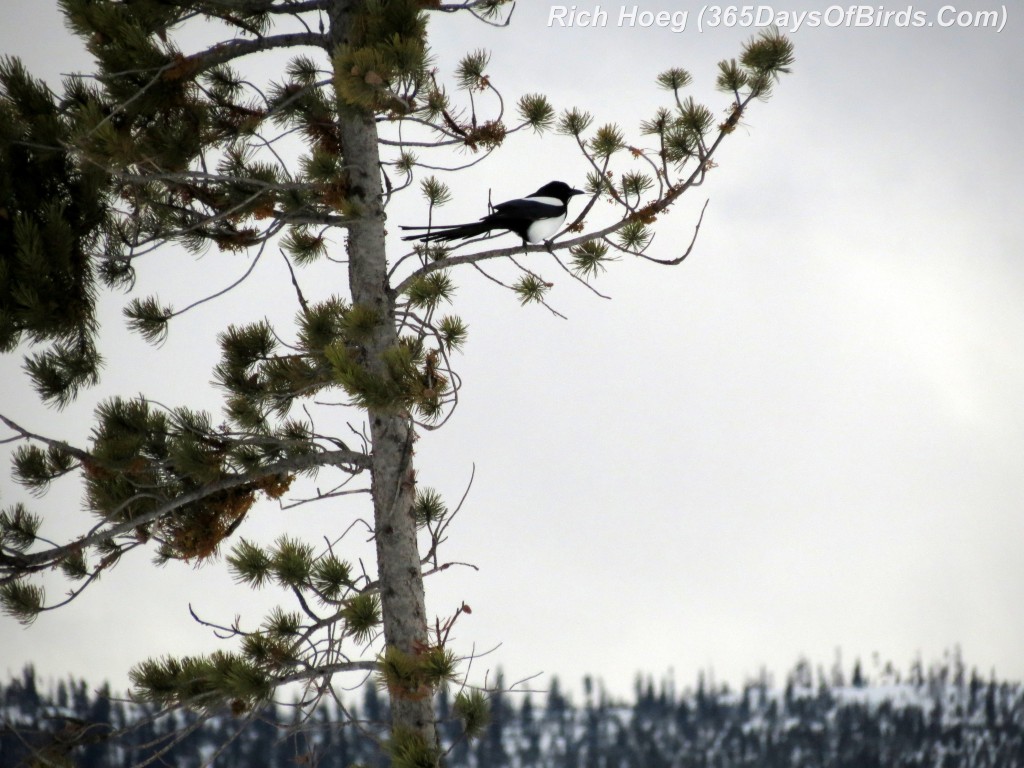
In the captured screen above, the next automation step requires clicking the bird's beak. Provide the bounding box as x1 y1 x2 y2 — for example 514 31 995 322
571 188 584 196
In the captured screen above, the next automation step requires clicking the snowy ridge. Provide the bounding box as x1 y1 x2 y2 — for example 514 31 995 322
2 659 1023 767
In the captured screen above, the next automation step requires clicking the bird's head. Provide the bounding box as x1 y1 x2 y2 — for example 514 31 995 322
534 181 585 202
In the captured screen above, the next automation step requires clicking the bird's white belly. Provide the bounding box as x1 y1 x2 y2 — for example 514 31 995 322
525 213 566 243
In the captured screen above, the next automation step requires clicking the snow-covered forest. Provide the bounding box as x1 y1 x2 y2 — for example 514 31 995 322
3 652 1023 767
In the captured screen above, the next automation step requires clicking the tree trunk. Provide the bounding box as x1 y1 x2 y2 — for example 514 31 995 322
327 0 436 752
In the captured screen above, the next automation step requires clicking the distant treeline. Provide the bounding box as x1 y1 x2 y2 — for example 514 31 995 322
2 652 1023 767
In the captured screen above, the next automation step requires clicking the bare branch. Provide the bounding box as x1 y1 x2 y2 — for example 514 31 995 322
632 199 709 266
177 31 328 71
0 414 93 463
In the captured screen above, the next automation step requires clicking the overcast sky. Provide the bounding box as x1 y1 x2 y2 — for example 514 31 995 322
1 1 1022 703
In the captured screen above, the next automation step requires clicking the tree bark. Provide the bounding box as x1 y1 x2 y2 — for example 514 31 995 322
327 0 436 751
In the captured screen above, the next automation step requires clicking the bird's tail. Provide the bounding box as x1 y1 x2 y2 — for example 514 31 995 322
400 220 492 243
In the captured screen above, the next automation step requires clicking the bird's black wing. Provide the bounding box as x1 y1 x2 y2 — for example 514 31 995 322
489 197 563 219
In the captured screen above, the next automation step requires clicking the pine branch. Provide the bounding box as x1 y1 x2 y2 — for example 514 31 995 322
393 92 756 295
431 0 516 28
0 446 369 580
206 0 330 13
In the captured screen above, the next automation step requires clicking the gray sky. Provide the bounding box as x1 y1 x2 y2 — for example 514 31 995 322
1 1 1022 702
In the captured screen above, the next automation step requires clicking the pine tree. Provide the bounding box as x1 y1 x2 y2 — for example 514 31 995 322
1 1 793 763
852 659 866 688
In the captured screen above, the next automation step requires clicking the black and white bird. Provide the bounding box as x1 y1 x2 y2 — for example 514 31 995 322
401 180 584 246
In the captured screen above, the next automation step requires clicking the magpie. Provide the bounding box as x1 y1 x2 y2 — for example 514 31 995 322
401 180 584 247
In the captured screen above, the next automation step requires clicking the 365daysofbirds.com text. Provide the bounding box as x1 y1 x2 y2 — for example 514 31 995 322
546 5 1008 33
